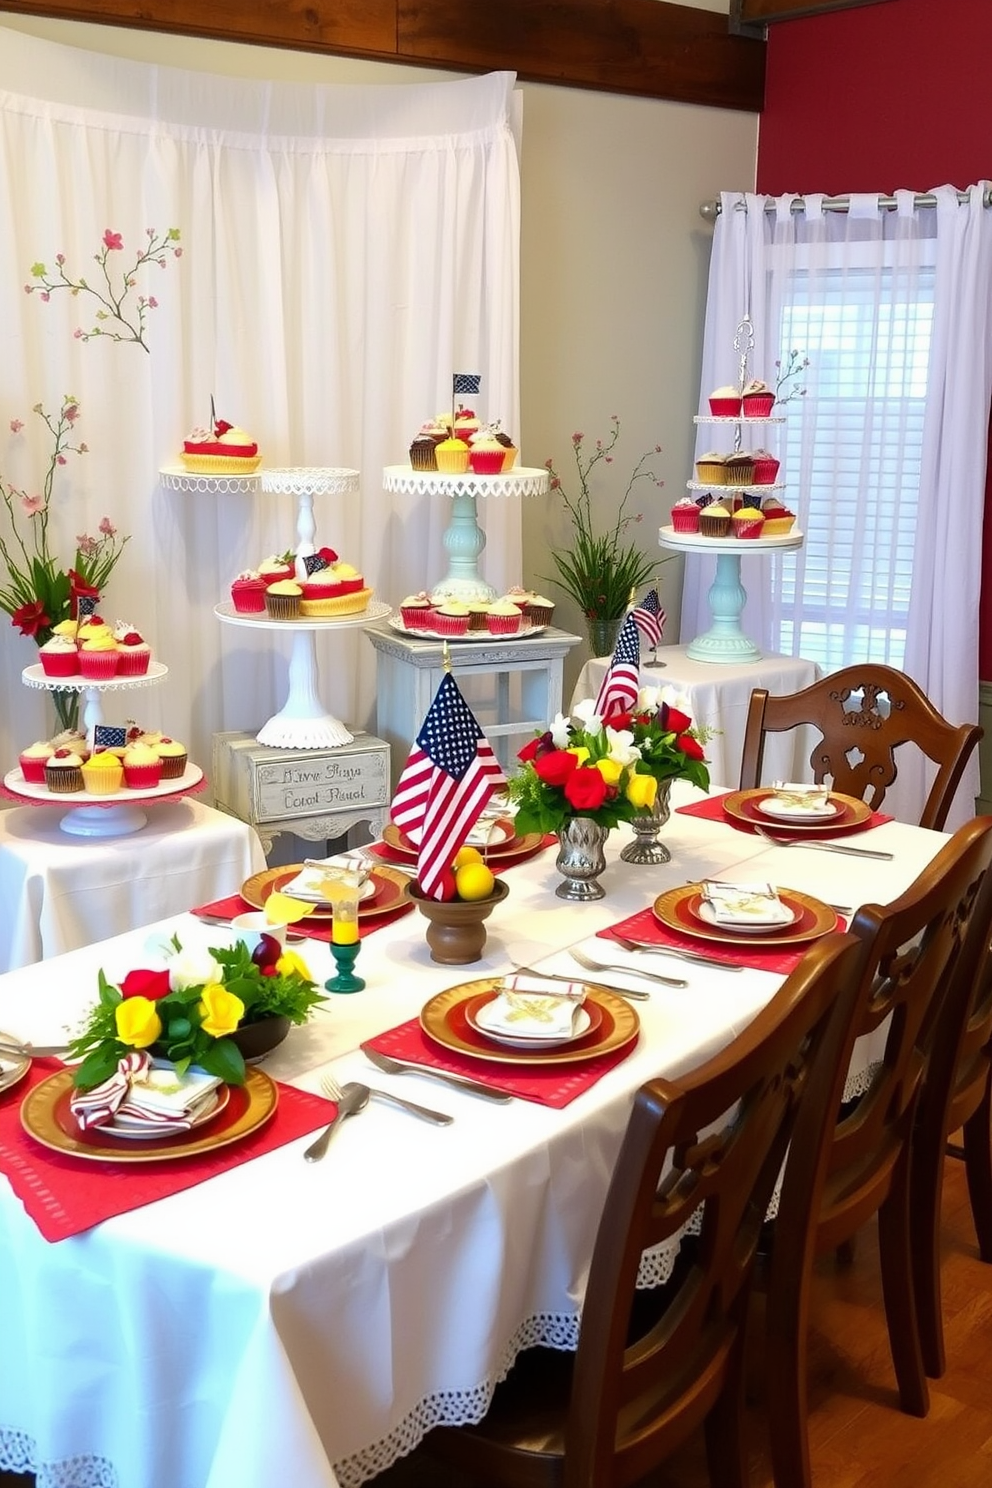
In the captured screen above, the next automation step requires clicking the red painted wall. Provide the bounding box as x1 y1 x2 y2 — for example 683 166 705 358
756 0 992 675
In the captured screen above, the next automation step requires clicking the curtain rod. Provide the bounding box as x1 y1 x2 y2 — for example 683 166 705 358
698 188 992 223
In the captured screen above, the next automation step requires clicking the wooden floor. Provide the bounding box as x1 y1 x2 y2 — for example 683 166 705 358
381 1146 992 1488
3 1149 990 1488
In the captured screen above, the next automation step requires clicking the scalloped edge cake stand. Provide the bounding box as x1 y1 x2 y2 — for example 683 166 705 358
215 600 391 748
383 465 550 603
3 760 204 838
658 527 804 663
260 467 361 562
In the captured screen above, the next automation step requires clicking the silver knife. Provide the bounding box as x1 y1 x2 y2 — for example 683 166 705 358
362 1046 512 1102
786 842 894 861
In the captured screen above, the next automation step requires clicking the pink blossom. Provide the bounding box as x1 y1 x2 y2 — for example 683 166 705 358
76 534 98 555
9 419 23 434
19 493 44 516
98 516 116 536
40 292 50 303
79 443 89 454
148 296 158 309
56 455 66 466
64 403 80 422
74 328 83 338
173 247 183 258
103 230 124 251
572 432 583 445
56 253 65 265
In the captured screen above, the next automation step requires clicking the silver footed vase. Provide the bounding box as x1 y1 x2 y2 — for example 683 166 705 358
620 779 673 866
555 816 609 901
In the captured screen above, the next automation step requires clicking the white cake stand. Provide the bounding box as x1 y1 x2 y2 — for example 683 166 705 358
159 465 262 496
215 600 391 748
658 526 804 663
383 465 550 603
261 467 361 562
21 663 169 746
4 763 203 838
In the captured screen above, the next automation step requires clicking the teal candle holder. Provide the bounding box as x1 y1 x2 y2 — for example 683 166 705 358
325 941 365 994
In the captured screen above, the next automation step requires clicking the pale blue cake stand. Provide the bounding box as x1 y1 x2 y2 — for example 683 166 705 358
659 525 804 664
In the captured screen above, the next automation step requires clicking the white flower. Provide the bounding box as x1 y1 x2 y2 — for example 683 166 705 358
636 685 661 713
549 711 572 748
660 684 692 715
167 946 223 991
572 698 604 734
604 726 640 766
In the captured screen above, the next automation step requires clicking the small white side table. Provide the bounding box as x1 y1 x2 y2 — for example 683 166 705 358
211 730 391 856
363 622 582 785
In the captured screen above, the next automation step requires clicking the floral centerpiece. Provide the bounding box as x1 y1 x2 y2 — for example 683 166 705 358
68 933 324 1090
509 693 710 894
543 417 666 655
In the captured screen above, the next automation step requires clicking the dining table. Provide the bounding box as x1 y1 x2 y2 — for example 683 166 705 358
0 783 948 1488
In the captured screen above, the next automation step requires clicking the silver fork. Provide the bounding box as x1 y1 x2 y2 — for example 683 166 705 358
570 946 688 990
608 934 743 972
321 1073 453 1126
751 824 894 860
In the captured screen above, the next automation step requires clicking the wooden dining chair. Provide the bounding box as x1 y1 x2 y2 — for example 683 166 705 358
418 931 868 1488
738 663 981 830
910 862 992 1378
765 815 992 1488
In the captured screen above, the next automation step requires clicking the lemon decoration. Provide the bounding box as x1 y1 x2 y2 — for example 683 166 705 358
265 891 317 925
455 862 496 901
453 844 484 868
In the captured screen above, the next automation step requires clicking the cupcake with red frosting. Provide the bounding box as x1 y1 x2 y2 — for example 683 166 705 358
742 380 775 418
19 739 52 785
231 571 267 614
113 622 152 675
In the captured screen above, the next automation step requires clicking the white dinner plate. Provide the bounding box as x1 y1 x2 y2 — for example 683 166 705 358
697 898 799 934
86 1086 229 1141
756 795 839 822
469 1000 592 1050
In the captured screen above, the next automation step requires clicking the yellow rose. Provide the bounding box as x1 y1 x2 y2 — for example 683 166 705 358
198 984 245 1038
626 773 659 810
275 949 312 981
594 757 623 787
567 745 590 767
115 996 162 1050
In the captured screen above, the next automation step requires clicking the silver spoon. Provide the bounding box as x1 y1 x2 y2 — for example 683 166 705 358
322 1074 452 1126
303 1080 370 1161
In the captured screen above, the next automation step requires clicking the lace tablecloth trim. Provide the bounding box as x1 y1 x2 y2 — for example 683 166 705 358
332 1310 579 1487
0 1429 117 1488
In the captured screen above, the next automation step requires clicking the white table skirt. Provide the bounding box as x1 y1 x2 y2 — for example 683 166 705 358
0 789 946 1488
0 800 267 970
572 645 821 789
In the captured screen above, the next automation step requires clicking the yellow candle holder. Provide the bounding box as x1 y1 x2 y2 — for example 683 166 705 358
324 876 365 993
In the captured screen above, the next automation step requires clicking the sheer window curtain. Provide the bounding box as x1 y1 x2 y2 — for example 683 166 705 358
0 27 521 780
683 187 992 826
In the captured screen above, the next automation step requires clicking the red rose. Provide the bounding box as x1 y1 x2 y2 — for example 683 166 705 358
663 706 692 735
11 600 50 637
564 766 608 811
120 968 172 1001
604 709 632 731
533 750 579 787
517 736 543 763
676 733 705 760
318 546 339 564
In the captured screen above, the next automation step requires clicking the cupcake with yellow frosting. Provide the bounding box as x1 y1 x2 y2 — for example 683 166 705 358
486 598 523 636
78 633 120 679
81 752 124 795
265 579 302 620
155 738 188 780
433 600 471 637
434 437 469 474
122 742 162 790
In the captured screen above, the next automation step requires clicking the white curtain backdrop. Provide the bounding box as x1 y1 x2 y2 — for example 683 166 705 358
0 27 521 783
684 187 992 827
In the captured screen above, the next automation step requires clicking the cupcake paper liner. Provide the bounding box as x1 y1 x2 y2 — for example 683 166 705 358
265 595 302 620
123 764 163 790
432 614 471 636
486 615 522 636
44 768 84 793
78 653 121 679
115 651 151 676
158 755 188 780
39 653 80 678
19 757 49 785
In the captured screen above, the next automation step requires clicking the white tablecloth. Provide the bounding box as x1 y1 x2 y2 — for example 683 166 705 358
0 800 267 970
572 645 821 788
0 790 945 1488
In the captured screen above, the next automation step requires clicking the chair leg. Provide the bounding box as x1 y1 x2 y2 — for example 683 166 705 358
909 1113 948 1380
962 1070 992 1263
877 1181 929 1416
704 1317 750 1488
765 1251 814 1488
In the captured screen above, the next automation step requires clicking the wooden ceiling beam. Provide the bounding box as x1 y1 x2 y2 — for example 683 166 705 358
0 0 765 111
737 0 896 24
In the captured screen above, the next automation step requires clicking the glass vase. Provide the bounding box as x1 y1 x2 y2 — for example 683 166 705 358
621 779 673 865
555 815 609 901
51 686 81 735
587 616 623 659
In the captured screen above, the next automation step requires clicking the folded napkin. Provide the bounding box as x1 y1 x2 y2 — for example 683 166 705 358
279 857 371 904
481 975 586 1041
764 783 834 817
69 1052 223 1133
701 881 793 928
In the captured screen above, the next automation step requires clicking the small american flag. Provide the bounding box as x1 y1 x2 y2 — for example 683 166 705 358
452 372 482 396
303 552 331 575
594 613 641 718
390 672 506 899
94 724 127 749
632 588 666 650
77 595 99 617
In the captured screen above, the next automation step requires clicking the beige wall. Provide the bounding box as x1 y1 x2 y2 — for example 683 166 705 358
1 12 756 695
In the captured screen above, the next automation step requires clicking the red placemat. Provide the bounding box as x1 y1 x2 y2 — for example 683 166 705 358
192 893 411 942
365 1018 633 1108
677 791 892 835
363 833 558 869
0 1060 334 1242
599 904 836 976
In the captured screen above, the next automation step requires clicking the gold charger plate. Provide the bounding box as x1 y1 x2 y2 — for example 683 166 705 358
381 822 544 864
653 884 838 949
0 1038 30 1098
20 1067 278 1163
240 863 410 922
420 980 639 1066
722 788 873 835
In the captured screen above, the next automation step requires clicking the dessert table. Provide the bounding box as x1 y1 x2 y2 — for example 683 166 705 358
572 643 821 787
0 788 947 1488
0 799 267 971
